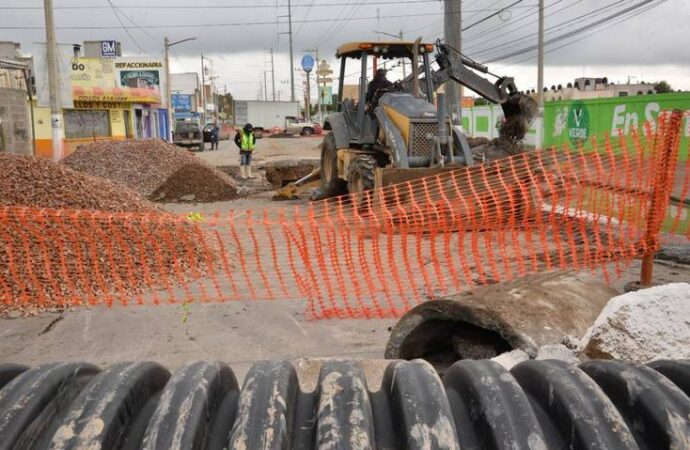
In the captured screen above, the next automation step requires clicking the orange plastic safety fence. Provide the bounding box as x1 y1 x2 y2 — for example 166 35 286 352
1 111 687 318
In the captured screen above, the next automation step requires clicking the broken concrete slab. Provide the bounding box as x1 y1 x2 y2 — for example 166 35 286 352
578 283 690 363
386 271 616 373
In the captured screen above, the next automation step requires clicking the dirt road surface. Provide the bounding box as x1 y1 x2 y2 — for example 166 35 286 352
200 134 321 167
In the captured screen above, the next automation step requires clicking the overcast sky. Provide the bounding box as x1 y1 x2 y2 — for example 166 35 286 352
2 0 688 100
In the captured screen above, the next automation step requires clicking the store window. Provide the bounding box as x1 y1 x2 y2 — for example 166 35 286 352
64 110 111 139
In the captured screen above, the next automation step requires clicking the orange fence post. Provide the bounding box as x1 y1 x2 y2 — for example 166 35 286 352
640 109 683 286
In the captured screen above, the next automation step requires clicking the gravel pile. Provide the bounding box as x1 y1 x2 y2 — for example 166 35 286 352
62 140 239 202
1 154 210 318
1 154 159 212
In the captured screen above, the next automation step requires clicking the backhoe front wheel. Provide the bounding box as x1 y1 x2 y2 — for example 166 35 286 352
320 133 347 197
347 155 378 213
347 155 376 194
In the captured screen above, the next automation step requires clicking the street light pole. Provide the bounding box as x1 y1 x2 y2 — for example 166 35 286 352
270 48 276 101
43 0 63 161
288 0 295 102
164 37 172 141
201 53 206 124
537 0 545 110
165 36 196 141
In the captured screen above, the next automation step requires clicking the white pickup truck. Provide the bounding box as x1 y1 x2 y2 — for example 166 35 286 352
284 116 319 136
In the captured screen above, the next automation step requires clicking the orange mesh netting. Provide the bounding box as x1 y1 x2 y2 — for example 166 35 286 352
1 110 688 318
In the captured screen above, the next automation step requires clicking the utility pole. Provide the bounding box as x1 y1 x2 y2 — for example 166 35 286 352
400 30 406 78
537 0 545 110
201 53 206 124
444 0 462 125
43 0 63 161
288 0 295 102
164 37 172 141
305 71 311 120
264 71 268 102
270 48 276 101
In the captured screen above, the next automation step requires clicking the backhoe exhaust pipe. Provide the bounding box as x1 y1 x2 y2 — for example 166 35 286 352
435 92 447 167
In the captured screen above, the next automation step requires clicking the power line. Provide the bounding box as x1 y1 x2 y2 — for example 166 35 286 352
107 1 162 46
0 0 447 10
485 0 661 63
311 0 356 46
0 0 540 10
0 11 450 29
294 0 316 35
321 0 367 45
462 0 523 31
502 0 668 67
105 0 148 53
467 0 624 57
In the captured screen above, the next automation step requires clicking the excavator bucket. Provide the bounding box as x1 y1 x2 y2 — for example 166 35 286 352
500 93 538 143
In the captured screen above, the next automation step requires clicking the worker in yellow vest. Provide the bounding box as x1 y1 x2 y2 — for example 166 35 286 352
234 123 256 179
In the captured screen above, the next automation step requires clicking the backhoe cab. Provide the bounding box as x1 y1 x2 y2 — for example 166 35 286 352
319 39 537 198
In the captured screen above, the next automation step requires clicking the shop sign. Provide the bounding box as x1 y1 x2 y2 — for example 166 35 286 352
101 41 118 57
120 70 160 88
114 61 163 69
74 100 129 109
172 94 192 112
70 57 116 88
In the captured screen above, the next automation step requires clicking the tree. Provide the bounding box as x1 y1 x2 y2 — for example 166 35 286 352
654 81 673 94
474 97 490 106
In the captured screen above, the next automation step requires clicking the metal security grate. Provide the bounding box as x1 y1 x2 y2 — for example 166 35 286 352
409 122 437 157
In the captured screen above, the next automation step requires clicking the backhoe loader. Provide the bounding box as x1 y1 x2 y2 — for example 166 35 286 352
319 39 537 197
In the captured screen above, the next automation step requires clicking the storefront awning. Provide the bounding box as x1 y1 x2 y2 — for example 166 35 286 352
72 86 161 104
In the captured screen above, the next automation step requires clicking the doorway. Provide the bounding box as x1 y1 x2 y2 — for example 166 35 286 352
123 110 133 138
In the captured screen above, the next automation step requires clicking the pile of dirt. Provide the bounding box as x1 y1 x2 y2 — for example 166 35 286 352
1 154 210 318
470 93 537 161
62 140 239 202
1 154 159 212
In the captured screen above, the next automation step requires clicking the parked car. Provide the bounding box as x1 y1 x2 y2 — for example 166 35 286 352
284 116 319 136
173 122 204 151
203 123 232 143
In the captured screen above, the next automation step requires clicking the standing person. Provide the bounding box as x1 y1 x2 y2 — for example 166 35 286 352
210 122 220 150
234 123 256 179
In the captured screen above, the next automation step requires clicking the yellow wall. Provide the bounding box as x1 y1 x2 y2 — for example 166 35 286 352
33 104 129 159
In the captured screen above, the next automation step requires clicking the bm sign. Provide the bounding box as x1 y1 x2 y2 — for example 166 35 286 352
101 40 118 57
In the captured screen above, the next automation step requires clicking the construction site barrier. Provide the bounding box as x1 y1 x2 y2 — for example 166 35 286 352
0 358 688 449
1 110 688 318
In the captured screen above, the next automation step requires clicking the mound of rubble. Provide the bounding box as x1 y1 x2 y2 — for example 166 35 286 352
62 140 239 202
1 154 210 318
1 154 158 212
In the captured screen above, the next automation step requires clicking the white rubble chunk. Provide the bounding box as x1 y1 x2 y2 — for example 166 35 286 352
491 349 530 370
578 283 690 363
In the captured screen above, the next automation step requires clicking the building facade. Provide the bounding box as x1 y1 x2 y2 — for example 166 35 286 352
10 40 172 158
0 42 33 155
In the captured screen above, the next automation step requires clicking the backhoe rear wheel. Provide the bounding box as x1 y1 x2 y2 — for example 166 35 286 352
320 133 347 197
